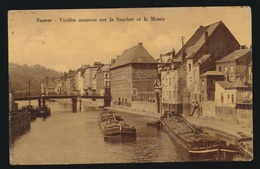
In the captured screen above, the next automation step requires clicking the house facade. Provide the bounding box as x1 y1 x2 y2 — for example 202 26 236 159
82 62 103 95
110 43 158 107
200 71 225 101
42 76 58 95
96 64 111 96
192 54 216 102
160 68 178 112
215 77 252 108
170 21 240 115
216 48 252 82
248 61 252 85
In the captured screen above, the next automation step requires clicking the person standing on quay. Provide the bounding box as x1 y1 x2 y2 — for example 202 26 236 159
190 101 199 116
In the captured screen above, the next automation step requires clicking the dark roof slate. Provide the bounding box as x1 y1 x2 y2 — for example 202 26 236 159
194 54 211 66
216 49 251 63
216 77 248 89
110 43 158 69
175 21 222 61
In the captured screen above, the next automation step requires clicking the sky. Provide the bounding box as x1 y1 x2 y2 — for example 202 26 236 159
8 7 252 72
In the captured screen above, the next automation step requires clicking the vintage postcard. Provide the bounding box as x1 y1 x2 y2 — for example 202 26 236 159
8 7 252 165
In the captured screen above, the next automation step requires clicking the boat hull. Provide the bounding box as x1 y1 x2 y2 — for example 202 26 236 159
37 107 51 118
102 126 136 138
160 115 241 161
9 110 31 145
99 111 136 140
21 105 39 121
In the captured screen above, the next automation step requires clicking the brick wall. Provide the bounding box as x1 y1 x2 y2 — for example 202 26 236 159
132 64 157 102
111 65 133 104
111 63 157 105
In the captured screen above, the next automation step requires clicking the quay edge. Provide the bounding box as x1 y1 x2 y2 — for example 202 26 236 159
105 106 253 161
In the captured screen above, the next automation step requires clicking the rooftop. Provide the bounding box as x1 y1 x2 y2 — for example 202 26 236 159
201 71 224 77
175 21 223 62
216 76 250 89
216 49 251 63
110 43 158 69
194 54 211 66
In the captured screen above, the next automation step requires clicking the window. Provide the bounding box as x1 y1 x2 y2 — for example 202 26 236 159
227 94 230 103
188 64 191 72
218 66 222 72
169 91 171 99
231 94 234 103
169 78 171 86
221 94 224 103
201 80 205 86
201 92 204 101
105 73 109 79
224 66 228 72
230 65 234 72
229 75 234 82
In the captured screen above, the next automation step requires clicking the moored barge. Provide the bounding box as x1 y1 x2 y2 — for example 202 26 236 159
9 110 31 145
99 111 136 139
160 111 242 161
21 105 39 121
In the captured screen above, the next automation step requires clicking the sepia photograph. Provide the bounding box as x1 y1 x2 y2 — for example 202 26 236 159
8 6 253 165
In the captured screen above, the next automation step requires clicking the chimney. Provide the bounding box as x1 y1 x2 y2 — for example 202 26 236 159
138 42 143 46
205 31 209 54
171 48 176 61
111 58 116 65
240 45 246 49
160 54 163 63
117 55 120 59
182 50 186 62
181 36 185 47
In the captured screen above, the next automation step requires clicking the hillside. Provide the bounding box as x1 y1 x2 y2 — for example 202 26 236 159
8 63 63 94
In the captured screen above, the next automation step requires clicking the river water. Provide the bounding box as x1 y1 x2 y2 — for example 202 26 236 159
9 100 182 165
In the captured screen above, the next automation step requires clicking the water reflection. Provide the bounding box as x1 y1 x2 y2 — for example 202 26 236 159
104 136 137 144
10 100 182 164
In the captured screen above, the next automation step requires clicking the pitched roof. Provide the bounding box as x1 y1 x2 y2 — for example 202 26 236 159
216 81 231 89
194 54 211 66
110 43 158 69
216 77 249 89
201 70 224 77
216 49 251 63
175 21 222 62
227 77 246 89
99 64 110 72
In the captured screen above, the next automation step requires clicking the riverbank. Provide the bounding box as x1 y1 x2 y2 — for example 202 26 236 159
105 106 252 136
105 106 253 160
105 106 162 120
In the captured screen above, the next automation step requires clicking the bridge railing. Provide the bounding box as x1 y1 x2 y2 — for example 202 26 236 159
14 94 112 100
13 91 42 98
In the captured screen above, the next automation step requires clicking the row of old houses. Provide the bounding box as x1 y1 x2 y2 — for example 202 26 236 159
43 20 252 119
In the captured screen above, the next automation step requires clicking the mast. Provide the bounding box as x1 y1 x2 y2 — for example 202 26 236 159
181 36 185 47
29 78 31 106
175 70 178 115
